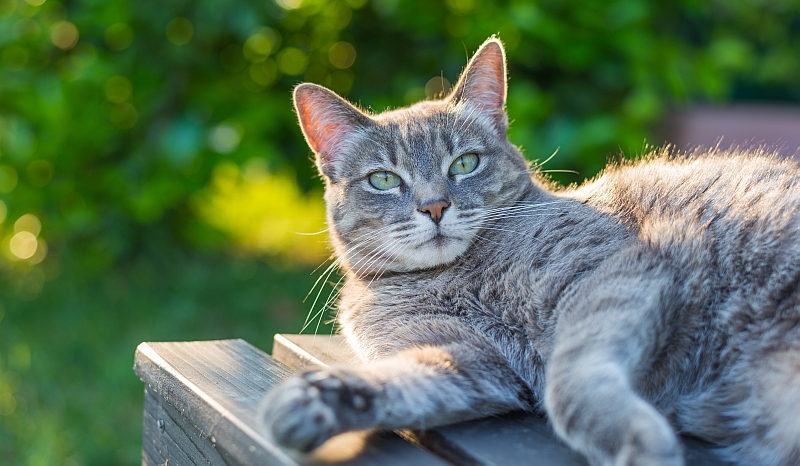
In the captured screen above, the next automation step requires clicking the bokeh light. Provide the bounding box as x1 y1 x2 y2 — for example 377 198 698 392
425 77 451 99
105 23 134 51
0 165 19 193
244 28 280 63
10 231 37 259
108 102 138 129
50 21 79 50
277 47 308 76
105 76 132 103
14 214 41 236
208 122 242 154
166 17 193 45
276 0 302 10
328 42 356 69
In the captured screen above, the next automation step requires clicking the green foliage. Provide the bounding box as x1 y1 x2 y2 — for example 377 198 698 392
0 0 799 464
0 251 318 465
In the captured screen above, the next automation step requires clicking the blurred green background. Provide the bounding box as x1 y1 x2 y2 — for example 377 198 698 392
1 0 799 463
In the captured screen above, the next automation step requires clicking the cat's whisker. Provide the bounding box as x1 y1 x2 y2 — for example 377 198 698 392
479 211 565 222
481 199 573 211
343 242 404 312
467 225 545 244
323 239 405 334
479 209 568 222
302 225 404 334
531 147 560 170
301 258 341 331
319 235 404 320
535 169 580 175
292 227 330 236
341 223 399 249
478 201 572 215
473 233 503 246
480 205 568 216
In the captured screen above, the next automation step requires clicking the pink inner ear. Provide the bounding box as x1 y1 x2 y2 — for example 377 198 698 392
452 40 507 117
294 84 365 166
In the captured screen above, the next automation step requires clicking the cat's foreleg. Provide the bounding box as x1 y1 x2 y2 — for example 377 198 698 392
544 251 685 466
259 317 531 452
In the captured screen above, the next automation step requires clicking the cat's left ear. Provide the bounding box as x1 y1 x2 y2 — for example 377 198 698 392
449 37 508 135
294 83 373 180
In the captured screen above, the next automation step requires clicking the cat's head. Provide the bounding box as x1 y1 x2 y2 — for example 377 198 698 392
294 37 531 274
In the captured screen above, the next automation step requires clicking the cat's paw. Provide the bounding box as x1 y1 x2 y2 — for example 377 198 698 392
613 413 684 466
259 368 377 452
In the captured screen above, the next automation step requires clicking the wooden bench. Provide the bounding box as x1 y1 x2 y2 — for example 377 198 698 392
134 335 735 465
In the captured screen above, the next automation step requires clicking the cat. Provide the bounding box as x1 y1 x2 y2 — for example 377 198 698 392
259 37 800 466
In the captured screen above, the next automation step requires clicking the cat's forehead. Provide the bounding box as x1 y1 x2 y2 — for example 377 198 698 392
337 99 490 178
363 103 457 175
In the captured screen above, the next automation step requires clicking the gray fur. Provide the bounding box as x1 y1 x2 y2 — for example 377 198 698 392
260 38 800 466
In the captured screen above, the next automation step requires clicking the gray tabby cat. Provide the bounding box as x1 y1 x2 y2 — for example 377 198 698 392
259 37 800 466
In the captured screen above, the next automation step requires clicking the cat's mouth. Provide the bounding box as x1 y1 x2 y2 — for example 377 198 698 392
399 231 470 270
421 233 457 249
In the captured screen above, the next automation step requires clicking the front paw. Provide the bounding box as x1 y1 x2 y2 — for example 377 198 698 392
614 411 684 466
259 368 377 452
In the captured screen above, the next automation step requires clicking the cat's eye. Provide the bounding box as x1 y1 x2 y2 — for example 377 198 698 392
368 171 402 190
449 153 479 176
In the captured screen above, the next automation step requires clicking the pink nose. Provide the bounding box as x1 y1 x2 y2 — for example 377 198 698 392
420 200 450 224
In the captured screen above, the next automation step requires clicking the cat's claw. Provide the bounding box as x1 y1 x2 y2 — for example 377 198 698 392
259 368 377 452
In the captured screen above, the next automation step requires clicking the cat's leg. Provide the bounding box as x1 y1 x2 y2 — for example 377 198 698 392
544 248 685 466
259 317 532 452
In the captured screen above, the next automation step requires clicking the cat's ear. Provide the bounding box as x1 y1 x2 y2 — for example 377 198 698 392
449 37 508 134
293 83 372 179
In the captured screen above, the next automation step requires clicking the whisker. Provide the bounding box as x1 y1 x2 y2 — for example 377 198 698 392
535 169 580 175
467 225 545 243
531 147 560 170
291 227 330 236
321 239 404 335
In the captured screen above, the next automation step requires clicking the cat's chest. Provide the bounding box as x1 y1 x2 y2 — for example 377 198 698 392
402 261 566 386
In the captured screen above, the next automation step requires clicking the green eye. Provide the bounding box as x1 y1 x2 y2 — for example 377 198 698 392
449 153 479 176
368 171 402 190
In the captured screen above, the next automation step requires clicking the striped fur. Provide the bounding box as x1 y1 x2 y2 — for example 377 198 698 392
260 38 800 466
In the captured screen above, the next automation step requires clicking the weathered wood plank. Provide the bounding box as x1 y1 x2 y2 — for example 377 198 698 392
143 386 229 465
274 334 736 466
135 339 450 466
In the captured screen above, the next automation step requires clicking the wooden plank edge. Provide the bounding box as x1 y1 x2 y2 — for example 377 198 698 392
273 334 328 369
134 340 300 466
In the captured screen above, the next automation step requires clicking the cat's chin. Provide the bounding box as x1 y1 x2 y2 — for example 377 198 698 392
400 234 470 271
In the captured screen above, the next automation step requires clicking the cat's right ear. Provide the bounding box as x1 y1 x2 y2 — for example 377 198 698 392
293 83 372 179
448 37 508 135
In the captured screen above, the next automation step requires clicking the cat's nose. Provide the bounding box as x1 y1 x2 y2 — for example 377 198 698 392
419 200 450 225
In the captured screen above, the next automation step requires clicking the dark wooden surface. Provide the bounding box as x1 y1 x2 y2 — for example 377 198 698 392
274 334 735 466
135 339 450 466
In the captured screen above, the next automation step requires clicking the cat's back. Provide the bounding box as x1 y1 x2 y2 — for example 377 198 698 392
572 150 800 320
